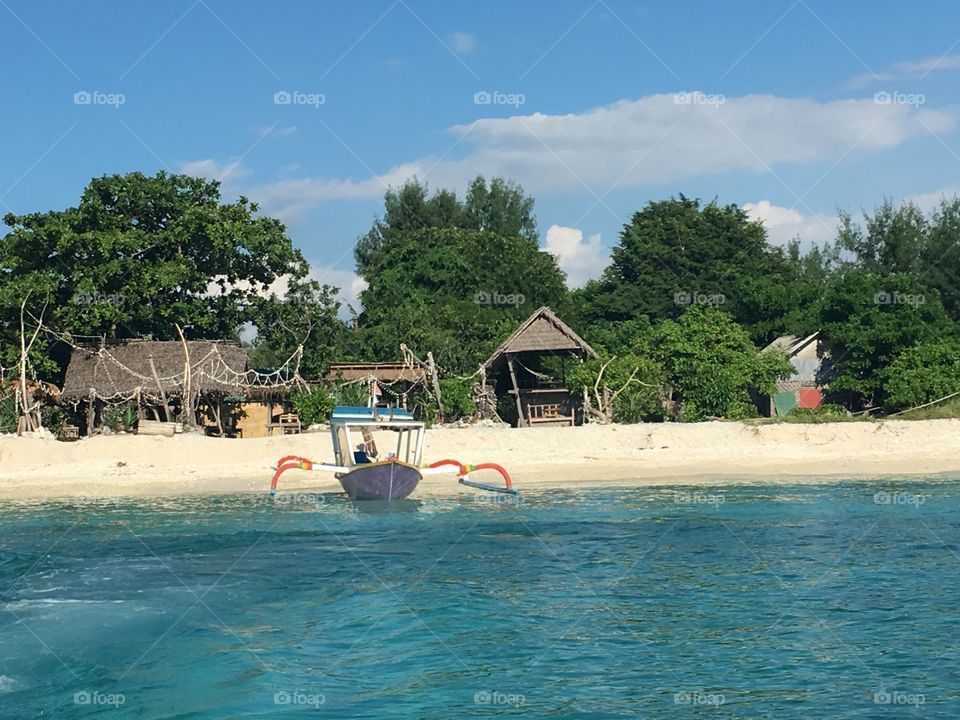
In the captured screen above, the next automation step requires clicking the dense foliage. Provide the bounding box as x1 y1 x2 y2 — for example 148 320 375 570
5 170 960 426
883 340 960 410
575 196 804 344
0 171 341 380
351 176 567 374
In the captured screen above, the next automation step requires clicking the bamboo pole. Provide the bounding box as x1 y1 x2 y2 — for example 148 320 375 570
175 324 196 427
506 354 525 428
148 357 170 422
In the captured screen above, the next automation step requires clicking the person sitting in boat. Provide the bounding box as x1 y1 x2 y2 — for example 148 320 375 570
354 442 371 464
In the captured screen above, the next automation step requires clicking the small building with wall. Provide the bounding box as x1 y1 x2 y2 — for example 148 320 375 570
482 307 597 427
761 331 827 417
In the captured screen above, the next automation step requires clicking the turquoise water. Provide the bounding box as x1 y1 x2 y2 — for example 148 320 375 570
1 482 958 718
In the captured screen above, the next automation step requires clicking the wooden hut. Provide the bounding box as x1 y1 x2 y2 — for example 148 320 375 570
60 340 258 435
761 331 828 417
482 307 597 427
325 361 428 409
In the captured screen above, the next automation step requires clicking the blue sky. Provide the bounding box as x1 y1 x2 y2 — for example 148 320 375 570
3 0 960 305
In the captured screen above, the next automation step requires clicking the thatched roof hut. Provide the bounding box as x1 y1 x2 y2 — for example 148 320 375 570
61 340 252 403
482 307 597 427
483 306 597 371
326 361 427 384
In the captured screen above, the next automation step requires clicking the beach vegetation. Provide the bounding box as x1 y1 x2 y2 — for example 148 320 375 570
882 340 960 411
653 306 794 421
290 387 337 426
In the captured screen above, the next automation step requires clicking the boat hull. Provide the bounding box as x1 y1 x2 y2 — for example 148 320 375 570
338 461 422 501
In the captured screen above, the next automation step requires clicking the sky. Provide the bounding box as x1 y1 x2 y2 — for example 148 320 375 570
3 0 960 310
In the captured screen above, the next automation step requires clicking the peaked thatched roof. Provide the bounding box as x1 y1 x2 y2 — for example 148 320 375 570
483 306 598 370
61 340 251 402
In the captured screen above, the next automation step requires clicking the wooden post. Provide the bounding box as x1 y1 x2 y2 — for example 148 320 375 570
506 354 525 428
148 356 170 422
426 351 444 419
213 397 224 436
86 393 95 436
175 324 197 427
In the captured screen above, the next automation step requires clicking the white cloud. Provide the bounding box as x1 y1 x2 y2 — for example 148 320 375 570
447 31 476 54
179 158 250 185
744 200 838 250
905 187 960 213
206 265 366 322
308 264 367 319
543 225 608 287
850 54 960 86
248 93 956 219
249 160 429 222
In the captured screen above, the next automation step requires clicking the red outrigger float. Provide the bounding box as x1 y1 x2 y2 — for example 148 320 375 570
270 406 516 501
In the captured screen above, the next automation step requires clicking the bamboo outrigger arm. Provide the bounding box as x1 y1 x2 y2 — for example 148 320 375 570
270 455 517 496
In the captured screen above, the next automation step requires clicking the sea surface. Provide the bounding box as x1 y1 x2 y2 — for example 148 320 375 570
1 481 958 719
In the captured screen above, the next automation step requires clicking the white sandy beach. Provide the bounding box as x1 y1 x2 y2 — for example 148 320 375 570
2 419 960 499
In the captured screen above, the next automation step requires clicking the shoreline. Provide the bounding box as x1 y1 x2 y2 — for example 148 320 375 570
3 418 960 500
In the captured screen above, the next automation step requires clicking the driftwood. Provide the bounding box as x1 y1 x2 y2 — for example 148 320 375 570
16 298 47 434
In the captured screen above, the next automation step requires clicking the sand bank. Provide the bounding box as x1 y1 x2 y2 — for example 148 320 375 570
2 419 959 500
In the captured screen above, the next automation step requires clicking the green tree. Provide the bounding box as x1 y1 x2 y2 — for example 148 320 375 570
835 197 960 322
882 340 960 410
578 196 802 344
654 306 793 421
0 171 340 380
817 271 955 409
247 278 344 378
354 176 539 280
358 226 567 372
566 353 667 423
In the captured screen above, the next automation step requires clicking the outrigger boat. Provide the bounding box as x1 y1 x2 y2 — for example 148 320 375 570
270 405 517 501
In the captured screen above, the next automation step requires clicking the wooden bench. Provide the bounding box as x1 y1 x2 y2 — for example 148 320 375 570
527 403 574 427
266 413 302 436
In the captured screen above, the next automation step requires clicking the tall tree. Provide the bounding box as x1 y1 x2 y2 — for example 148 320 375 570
353 176 539 281
834 197 960 322
0 171 339 378
578 196 802 343
816 271 955 409
358 226 567 372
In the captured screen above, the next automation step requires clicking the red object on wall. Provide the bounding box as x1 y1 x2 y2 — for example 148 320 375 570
798 388 822 409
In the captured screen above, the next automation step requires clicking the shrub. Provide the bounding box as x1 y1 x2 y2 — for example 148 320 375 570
102 404 138 432
882 340 960 410
290 387 337 426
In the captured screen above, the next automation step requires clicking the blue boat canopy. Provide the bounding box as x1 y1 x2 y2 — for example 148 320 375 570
331 405 416 423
